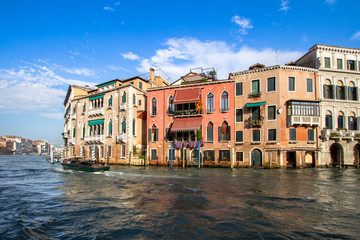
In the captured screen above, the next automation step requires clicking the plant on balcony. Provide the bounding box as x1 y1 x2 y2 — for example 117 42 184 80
331 132 341 138
133 145 139 156
197 130 202 140
182 141 188 148
189 141 197 148
174 140 183 149
200 138 205 147
355 134 360 139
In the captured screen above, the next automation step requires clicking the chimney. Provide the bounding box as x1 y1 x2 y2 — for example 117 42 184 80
150 67 155 82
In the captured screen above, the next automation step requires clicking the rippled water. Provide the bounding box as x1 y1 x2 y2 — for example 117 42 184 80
0 155 360 239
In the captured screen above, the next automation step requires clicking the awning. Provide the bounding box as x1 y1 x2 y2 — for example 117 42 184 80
88 119 104 126
245 101 266 107
173 88 201 104
89 94 104 101
171 117 202 132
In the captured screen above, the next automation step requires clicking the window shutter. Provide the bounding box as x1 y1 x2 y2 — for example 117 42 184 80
356 117 359 131
355 87 359 101
165 128 169 141
348 117 351 130
336 86 339 99
240 82 243 95
218 126 222 142
329 115 333 129
323 84 327 98
227 126 231 140
155 128 158 142
331 85 335 99
236 83 240 96
344 86 348 100
148 129 151 142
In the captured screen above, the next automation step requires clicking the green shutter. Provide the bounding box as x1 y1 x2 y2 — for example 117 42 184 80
148 129 151 142
227 126 231 141
323 84 327 98
331 85 335 99
218 126 222 142
356 118 359 131
155 128 158 142
344 86 348 100
355 87 359 101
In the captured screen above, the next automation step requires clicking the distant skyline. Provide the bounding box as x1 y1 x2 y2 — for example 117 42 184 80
0 0 359 146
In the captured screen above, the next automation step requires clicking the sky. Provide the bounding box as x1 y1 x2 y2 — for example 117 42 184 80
0 0 359 146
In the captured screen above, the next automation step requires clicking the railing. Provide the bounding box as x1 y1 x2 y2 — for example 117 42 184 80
249 92 261 98
321 129 360 140
84 135 104 143
88 108 104 117
62 132 69 138
247 116 264 128
174 109 203 116
71 112 76 120
289 115 320 126
68 138 75 145
116 133 126 143
119 103 126 111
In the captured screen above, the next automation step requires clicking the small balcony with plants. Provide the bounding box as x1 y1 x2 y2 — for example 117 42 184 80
174 102 203 117
247 116 264 128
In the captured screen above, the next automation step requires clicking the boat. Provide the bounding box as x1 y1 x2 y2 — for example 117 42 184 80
61 158 110 172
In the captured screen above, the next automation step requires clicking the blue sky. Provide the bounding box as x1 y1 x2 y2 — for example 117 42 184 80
0 0 359 146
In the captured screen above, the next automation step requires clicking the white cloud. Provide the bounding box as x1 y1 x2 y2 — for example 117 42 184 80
0 61 94 117
325 0 337 5
107 65 130 72
137 37 303 82
231 15 253 35
69 50 80 56
61 67 97 77
121 52 140 60
351 31 360 40
279 0 290 12
104 6 115 11
115 2 120 6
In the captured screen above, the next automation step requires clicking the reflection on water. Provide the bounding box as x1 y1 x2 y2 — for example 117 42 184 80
0 155 360 239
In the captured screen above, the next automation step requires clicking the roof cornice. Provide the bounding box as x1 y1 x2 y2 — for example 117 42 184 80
230 65 318 77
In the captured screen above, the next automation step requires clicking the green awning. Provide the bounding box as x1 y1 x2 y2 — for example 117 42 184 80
89 94 104 101
97 81 115 88
245 101 266 107
88 119 104 126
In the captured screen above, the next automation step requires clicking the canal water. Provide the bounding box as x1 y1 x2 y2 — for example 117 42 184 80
0 155 359 239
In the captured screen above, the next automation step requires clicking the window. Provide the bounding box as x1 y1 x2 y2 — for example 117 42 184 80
109 95 113 108
207 93 214 113
168 149 175 161
150 149 157 160
219 121 230 141
252 129 260 142
338 112 344 129
287 101 319 116
337 59 343 69
268 106 276 120
348 112 357 130
251 79 260 95
323 79 334 99
206 122 214 142
325 111 333 129
138 99 142 106
204 150 215 162
307 78 313 93
83 103 86 113
236 152 244 162
347 60 357 70
149 124 158 142
236 131 243 143
121 144 126 158
268 129 276 142
122 118 126 134
236 109 243 122
108 120 113 136
289 128 296 141
236 82 243 96
348 82 357 101
219 150 230 162
122 92 126 103
336 81 345 100
221 91 229 112
151 98 157 116
168 95 174 114
133 94 136 105
132 119 136 136
139 81 143 89
107 145 112 158
180 149 187 161
324 57 331 68
267 77 276 92
307 129 314 142
288 77 295 92
82 125 86 138
73 127 76 138
73 106 76 114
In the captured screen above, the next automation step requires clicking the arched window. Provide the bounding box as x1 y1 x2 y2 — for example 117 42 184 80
108 119 113 136
323 79 334 99
336 80 345 100
325 110 333 129
168 95 174 114
338 111 344 129
122 118 126 134
122 92 126 103
220 121 230 141
349 112 358 130
132 118 136 136
109 95 113 108
206 122 214 142
83 103 86 113
151 98 157 116
149 124 158 142
348 81 358 101
207 93 214 113
73 127 76 138
133 93 136 105
82 124 86 138
221 91 229 112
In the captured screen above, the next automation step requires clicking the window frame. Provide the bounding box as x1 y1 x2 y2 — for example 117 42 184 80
324 57 331 68
289 128 297 142
267 105 277 121
236 152 244 162
235 82 243 96
207 92 215 113
235 130 243 143
307 129 315 142
235 108 244 123
268 129 277 142
288 77 295 92
307 78 313 93
267 76 276 92
252 129 261 143
150 148 157 160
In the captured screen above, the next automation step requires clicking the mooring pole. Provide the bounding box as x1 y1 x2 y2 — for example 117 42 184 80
198 141 200 169
170 141 173 169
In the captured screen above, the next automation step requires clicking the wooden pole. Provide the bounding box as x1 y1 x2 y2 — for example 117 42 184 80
230 148 234 169
182 148 185 168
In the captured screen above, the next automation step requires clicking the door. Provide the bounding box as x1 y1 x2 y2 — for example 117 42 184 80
251 149 262 166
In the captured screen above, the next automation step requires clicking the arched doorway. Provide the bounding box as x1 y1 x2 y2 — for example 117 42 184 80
330 143 343 167
95 146 100 161
190 150 202 164
353 144 360 167
251 149 262 166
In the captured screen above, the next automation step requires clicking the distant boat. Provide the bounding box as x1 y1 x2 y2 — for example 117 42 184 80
61 158 110 172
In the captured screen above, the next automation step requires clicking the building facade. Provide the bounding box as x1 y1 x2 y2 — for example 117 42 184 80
230 64 320 167
146 76 235 167
296 44 360 167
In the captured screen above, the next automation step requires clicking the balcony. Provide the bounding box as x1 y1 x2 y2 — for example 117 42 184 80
88 108 104 117
321 129 359 141
289 116 320 126
68 138 75 146
247 116 264 128
116 133 126 143
249 92 262 98
84 135 104 144
62 132 69 139
119 103 126 111
71 112 76 120
174 109 203 117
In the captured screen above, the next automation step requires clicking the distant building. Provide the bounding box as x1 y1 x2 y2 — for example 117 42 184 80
296 44 360 167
